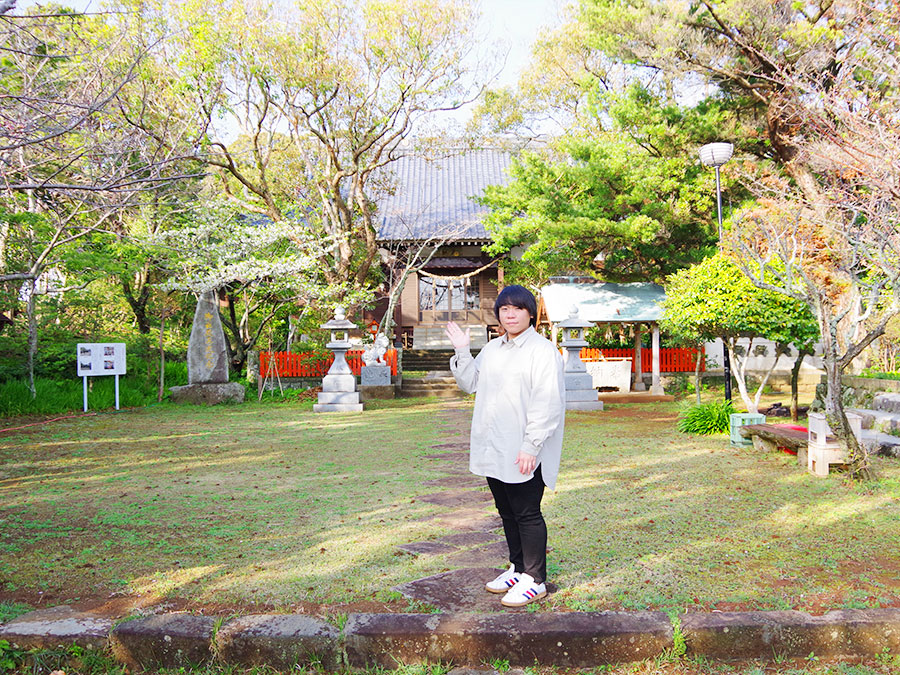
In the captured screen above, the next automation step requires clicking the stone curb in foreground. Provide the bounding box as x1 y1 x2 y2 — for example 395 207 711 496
2 607 899 670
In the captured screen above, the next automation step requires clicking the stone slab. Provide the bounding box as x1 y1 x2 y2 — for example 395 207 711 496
187 291 229 384
344 611 673 668
396 540 458 556
214 614 340 670
421 508 502 532
169 382 245 405
359 384 396 401
313 403 364 413
322 374 357 392
438 531 503 547
565 373 594 389
419 490 493 507
422 475 483 488
565 389 600 402
566 401 604 411
361 365 391 386
393 568 512 613
110 613 215 670
682 609 900 660
316 391 361 405
444 541 510 568
0 605 112 650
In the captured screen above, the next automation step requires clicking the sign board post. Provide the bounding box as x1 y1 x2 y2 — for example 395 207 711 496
76 343 127 411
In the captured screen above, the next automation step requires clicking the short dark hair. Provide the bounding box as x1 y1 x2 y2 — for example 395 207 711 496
494 285 537 327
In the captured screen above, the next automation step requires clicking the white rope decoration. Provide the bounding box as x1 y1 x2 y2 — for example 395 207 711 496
417 258 500 281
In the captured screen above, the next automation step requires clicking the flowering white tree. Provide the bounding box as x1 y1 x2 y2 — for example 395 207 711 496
155 201 370 369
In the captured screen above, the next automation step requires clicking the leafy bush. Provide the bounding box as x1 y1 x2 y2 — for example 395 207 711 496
859 368 900 381
677 399 735 435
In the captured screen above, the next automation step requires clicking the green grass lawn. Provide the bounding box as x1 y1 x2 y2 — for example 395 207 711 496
1 397 899 618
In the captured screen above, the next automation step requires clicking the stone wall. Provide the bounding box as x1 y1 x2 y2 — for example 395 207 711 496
840 376 900 409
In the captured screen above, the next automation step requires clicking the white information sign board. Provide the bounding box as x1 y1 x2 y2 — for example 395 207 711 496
76 343 127 411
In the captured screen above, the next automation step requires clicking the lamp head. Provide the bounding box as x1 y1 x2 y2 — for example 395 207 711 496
699 142 734 168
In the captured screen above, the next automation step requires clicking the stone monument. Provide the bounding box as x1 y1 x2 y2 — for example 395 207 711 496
559 306 604 411
360 332 393 400
314 307 364 412
169 291 245 405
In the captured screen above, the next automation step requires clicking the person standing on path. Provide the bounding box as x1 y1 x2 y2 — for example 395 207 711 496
445 285 566 607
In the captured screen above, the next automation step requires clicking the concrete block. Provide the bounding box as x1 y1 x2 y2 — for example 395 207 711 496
110 613 215 670
565 373 593 389
0 606 112 650
214 614 340 671
565 389 600 402
316 391 362 404
808 442 846 477
682 609 900 660
566 401 604 411
322 374 357 392
360 384 396 401
313 403 364 412
344 611 672 669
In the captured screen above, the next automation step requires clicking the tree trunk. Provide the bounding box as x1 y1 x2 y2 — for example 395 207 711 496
158 310 166 403
122 271 152 334
789 352 806 422
821 327 875 480
25 279 37 398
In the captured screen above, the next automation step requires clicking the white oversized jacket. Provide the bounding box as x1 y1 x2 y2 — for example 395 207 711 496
449 326 566 489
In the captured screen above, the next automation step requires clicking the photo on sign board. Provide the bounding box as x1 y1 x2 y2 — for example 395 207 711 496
80 347 92 356
80 362 91 370
104 346 115 356
104 360 115 370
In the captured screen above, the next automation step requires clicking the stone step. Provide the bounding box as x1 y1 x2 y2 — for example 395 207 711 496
872 392 900 413
848 408 900 435
859 429 900 458
401 378 463 398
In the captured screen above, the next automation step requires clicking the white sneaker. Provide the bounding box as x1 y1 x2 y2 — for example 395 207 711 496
500 573 547 607
485 564 521 594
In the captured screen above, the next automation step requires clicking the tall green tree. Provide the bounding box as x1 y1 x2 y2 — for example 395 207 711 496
479 86 734 285
574 0 900 476
661 252 819 419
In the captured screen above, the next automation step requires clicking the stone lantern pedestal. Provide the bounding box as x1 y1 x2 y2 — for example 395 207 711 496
559 307 603 411
314 308 363 413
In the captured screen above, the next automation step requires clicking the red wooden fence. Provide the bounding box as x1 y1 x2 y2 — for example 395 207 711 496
579 347 704 373
260 349 399 378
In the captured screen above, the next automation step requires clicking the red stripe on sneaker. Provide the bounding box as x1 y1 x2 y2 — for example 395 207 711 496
524 589 535 598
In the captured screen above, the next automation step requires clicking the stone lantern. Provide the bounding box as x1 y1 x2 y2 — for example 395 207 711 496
313 307 363 412
558 306 603 411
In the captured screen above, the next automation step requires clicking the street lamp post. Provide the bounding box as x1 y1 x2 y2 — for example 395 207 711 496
699 141 734 401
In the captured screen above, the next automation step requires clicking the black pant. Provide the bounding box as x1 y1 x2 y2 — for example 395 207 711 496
486 464 547 584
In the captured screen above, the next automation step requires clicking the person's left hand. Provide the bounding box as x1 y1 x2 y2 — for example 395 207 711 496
514 451 536 475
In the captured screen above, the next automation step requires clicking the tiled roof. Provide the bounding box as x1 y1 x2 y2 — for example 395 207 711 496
540 282 667 323
376 149 514 242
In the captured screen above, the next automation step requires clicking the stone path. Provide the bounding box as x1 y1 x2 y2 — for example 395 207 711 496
392 401 537 613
